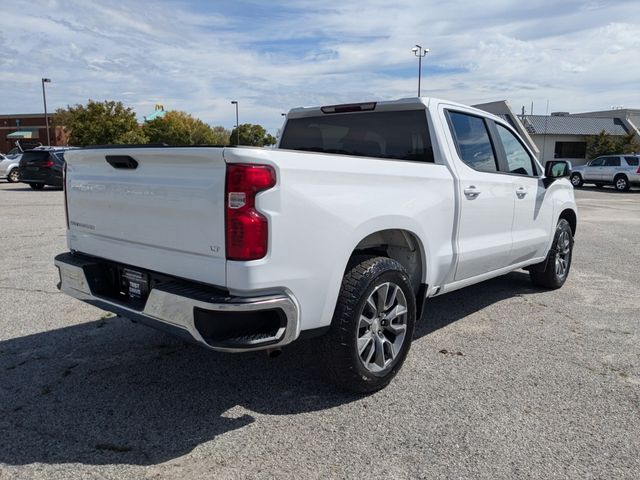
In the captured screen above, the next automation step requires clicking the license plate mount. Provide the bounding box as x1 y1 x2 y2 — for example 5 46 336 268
121 268 149 302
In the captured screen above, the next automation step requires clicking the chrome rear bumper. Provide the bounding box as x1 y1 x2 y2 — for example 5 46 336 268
54 252 300 352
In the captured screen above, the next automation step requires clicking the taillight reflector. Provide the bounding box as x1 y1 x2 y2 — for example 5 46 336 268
225 164 276 261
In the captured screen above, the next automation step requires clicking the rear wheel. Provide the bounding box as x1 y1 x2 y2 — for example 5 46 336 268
7 168 19 183
29 183 45 190
318 256 416 393
530 219 573 289
614 175 630 192
570 173 583 188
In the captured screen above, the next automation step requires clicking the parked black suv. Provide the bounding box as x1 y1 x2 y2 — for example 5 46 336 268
18 148 74 190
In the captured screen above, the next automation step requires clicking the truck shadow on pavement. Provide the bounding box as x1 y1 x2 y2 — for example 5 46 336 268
0 271 540 466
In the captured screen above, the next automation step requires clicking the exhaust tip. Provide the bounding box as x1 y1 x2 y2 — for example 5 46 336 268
266 348 282 359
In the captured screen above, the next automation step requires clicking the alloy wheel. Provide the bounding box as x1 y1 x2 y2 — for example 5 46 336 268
554 230 571 279
356 282 408 373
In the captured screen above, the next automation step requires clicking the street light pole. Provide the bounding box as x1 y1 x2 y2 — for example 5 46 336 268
231 101 239 145
42 78 52 146
411 45 429 97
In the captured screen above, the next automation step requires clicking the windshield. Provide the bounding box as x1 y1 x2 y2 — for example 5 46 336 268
280 110 434 162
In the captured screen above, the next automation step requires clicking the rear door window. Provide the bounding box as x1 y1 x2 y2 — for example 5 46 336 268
447 111 498 173
279 110 434 162
604 157 621 167
624 156 639 166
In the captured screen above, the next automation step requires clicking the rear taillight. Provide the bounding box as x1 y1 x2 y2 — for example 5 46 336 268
636 166 640 174
41 159 54 167
63 162 69 229
225 164 276 261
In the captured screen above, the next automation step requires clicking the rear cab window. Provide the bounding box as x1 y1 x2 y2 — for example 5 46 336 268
279 110 434 163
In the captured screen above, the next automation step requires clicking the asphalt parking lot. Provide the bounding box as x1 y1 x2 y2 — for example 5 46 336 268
0 182 638 479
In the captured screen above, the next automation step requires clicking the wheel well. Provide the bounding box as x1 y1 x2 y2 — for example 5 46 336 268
559 209 577 235
350 229 424 294
614 173 628 179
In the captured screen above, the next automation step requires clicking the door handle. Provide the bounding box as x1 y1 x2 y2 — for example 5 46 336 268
516 186 528 198
463 186 481 199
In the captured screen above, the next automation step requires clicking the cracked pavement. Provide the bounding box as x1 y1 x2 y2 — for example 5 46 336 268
0 182 638 479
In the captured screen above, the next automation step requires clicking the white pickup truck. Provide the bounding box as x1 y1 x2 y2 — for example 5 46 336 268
55 97 577 392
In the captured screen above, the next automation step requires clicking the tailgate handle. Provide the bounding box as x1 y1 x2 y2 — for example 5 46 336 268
105 155 138 170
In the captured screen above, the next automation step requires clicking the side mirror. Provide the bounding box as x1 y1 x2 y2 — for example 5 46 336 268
545 160 571 178
544 160 571 187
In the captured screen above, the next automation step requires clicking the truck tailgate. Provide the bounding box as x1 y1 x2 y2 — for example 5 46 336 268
65 147 227 286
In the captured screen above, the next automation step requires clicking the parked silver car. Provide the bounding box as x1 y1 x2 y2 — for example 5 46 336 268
570 155 640 191
0 153 21 183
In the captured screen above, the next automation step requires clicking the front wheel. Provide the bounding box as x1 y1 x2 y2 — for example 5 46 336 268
7 168 19 183
570 173 583 188
29 183 45 190
318 256 416 393
530 219 574 289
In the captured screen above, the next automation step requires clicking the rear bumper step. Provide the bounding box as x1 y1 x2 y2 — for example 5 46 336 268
54 252 299 352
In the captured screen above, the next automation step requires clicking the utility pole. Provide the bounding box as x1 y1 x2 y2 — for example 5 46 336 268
42 78 52 146
231 101 239 145
411 45 429 97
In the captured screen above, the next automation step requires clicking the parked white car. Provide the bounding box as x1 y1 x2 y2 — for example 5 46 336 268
55 97 577 392
0 153 20 183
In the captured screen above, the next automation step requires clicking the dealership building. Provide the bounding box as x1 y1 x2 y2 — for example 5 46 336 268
522 109 640 166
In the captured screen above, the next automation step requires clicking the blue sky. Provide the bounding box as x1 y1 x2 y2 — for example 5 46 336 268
1 0 639 134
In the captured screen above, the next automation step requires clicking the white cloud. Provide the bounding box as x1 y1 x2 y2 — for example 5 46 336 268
0 0 639 134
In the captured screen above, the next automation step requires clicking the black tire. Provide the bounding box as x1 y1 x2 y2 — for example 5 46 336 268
614 174 630 192
318 256 416 393
570 173 583 188
29 183 45 190
7 168 19 183
530 219 574 289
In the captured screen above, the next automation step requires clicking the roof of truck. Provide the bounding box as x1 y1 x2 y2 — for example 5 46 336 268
286 97 502 123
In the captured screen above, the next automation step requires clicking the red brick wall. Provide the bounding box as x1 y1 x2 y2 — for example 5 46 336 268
0 114 64 153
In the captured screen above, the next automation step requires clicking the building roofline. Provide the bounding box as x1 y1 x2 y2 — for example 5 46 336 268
575 109 640 115
0 113 53 119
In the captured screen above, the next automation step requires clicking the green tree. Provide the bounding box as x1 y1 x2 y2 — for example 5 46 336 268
54 100 147 147
229 123 277 147
143 110 229 145
616 132 640 154
586 130 640 159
